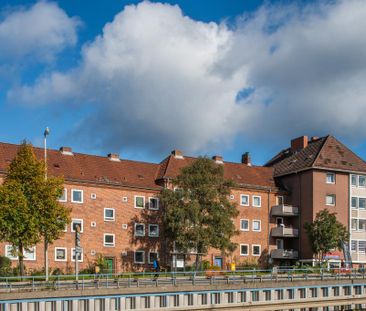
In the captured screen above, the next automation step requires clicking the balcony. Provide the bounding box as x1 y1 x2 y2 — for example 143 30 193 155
271 226 299 238
271 249 299 260
271 205 299 217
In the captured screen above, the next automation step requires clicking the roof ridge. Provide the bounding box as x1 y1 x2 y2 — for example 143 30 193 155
310 135 330 168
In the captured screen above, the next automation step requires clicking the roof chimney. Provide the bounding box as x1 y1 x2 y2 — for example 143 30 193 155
59 146 73 156
108 153 120 162
242 152 252 166
171 150 184 159
291 136 308 153
212 155 223 164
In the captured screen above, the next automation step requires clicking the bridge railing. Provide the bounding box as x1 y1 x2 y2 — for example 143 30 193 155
0 267 364 293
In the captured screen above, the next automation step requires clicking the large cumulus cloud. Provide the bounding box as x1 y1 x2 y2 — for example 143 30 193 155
7 0 366 155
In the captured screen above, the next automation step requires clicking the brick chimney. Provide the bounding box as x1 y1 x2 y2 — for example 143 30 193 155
171 150 184 159
242 152 251 166
59 146 73 156
108 153 120 162
291 136 308 153
212 155 223 164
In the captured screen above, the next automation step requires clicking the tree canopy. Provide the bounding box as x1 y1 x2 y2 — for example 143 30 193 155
160 157 239 268
304 209 349 263
0 142 70 276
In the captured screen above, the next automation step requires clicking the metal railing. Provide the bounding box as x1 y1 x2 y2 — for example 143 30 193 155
0 267 365 293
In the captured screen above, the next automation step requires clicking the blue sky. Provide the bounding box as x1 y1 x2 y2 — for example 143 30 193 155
1 0 366 165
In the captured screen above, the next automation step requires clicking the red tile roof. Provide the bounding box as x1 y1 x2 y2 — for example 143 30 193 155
266 135 366 176
158 155 277 190
0 142 162 190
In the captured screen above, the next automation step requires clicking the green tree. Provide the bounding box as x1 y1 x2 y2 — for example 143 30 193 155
0 142 70 277
160 157 239 270
304 209 349 263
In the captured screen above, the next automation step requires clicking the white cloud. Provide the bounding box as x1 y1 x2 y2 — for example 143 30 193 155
8 0 366 155
0 1 79 62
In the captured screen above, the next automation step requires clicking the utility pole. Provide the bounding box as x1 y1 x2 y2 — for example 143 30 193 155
43 127 50 281
75 224 81 284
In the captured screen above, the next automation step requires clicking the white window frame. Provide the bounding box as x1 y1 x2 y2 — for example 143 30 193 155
104 208 115 221
359 198 366 210
359 176 366 188
58 188 67 202
252 195 261 207
252 220 261 232
71 219 84 233
148 197 159 210
352 197 358 209
134 195 145 209
103 233 115 247
5 245 18 260
134 223 145 237
134 250 145 264
326 194 336 206
240 194 249 206
326 173 336 184
5 245 37 261
240 219 249 231
252 244 261 256
276 196 284 205
54 247 67 262
240 244 249 256
71 189 84 204
71 248 83 262
351 174 357 187
148 224 159 237
148 251 159 264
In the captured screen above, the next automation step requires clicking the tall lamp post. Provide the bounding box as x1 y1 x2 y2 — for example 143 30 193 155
43 127 50 280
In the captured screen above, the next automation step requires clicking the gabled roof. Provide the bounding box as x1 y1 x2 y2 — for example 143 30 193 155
0 142 162 190
158 155 277 190
266 135 366 177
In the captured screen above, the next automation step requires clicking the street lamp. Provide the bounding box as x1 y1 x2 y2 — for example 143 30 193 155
44 127 50 180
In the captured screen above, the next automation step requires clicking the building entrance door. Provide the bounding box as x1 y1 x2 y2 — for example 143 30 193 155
213 257 223 268
276 217 284 227
105 258 115 274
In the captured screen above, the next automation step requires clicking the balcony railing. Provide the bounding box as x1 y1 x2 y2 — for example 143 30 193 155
271 249 299 259
271 205 299 217
271 226 299 238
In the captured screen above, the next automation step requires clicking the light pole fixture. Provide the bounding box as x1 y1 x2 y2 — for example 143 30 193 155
44 127 50 180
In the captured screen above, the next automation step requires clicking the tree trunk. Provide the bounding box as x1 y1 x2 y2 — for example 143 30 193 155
44 238 49 281
18 242 24 278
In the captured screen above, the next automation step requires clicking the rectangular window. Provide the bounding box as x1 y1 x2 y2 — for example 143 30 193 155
276 196 284 205
359 241 366 253
104 208 115 221
326 194 336 206
326 173 335 184
264 290 271 301
333 287 340 296
360 198 366 209
359 176 366 187
322 287 329 297
134 223 145 236
287 289 294 299
5 245 36 261
251 291 259 302
58 188 67 202
104 234 115 247
352 197 358 209
148 224 159 237
299 288 306 299
359 219 366 231
352 219 358 231
71 189 83 203
54 247 67 261
276 289 284 300
200 294 207 305
71 248 83 262
134 196 145 208
149 197 159 210
240 219 249 231
240 194 249 206
351 174 357 186
134 250 145 263
252 196 261 207
187 294 194 306
148 252 158 264
252 220 261 232
227 292 234 303
252 244 261 256
240 244 249 256
351 240 357 252
71 219 83 233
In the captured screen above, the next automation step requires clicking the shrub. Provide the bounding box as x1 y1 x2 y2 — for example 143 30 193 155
0 256 11 276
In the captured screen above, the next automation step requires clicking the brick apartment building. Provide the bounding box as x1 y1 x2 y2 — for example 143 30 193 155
0 135 365 273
